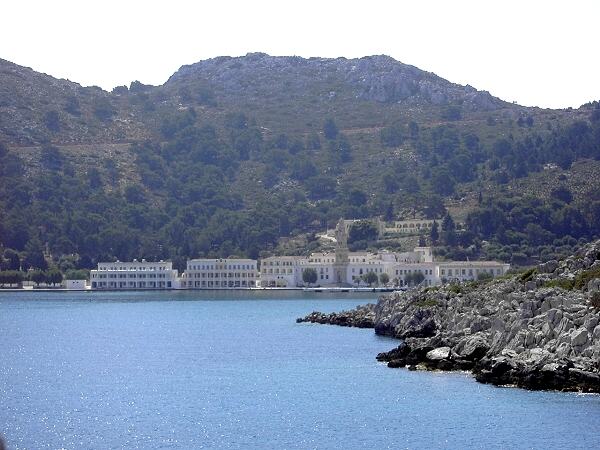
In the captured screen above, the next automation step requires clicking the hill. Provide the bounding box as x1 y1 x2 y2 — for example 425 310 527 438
0 53 599 272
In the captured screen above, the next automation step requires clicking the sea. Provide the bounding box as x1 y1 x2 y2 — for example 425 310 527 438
1 290 599 449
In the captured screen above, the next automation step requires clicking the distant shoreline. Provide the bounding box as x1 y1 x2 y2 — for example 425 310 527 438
0 287 397 294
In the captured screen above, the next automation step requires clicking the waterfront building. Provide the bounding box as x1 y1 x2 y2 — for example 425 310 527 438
64 279 88 290
259 219 509 288
436 261 510 283
90 260 180 289
260 256 305 287
182 258 258 288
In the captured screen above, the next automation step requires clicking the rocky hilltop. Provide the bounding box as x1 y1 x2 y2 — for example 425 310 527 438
168 53 505 110
298 240 600 392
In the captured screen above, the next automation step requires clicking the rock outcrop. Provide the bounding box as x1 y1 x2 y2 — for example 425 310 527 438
297 240 600 392
297 304 376 328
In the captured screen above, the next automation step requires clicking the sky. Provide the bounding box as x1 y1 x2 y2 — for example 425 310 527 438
1 0 598 109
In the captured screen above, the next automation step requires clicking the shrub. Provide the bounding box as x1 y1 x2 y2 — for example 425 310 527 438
543 279 574 290
448 284 463 294
519 268 537 283
573 267 600 290
413 298 439 308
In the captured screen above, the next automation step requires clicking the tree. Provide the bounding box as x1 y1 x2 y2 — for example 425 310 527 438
43 110 60 132
380 123 405 147
477 271 493 281
430 221 439 244
290 157 317 180
40 145 63 171
430 167 456 195
88 168 103 189
46 268 63 286
348 220 379 243
64 96 81 116
441 213 457 246
302 268 318 286
550 186 573 204
323 118 339 140
0 270 24 286
412 272 425 285
23 238 47 270
29 270 47 286
362 271 378 286
2 249 20 271
405 271 425 287
307 175 337 200
306 132 321 150
384 202 395 221
93 97 116 121
379 273 390 286
441 105 462 121
65 269 88 280
328 135 352 163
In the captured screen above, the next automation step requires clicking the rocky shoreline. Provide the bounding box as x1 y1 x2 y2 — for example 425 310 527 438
297 241 600 393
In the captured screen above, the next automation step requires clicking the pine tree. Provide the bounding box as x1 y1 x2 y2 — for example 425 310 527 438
430 221 439 244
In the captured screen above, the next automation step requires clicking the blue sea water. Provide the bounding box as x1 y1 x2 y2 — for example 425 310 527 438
1 291 599 450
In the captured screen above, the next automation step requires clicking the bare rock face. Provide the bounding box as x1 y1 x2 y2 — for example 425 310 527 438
168 53 506 111
298 239 600 393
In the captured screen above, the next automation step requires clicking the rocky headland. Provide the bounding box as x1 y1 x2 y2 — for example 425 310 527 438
297 241 600 392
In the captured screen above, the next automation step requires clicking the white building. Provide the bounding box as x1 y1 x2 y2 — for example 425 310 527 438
64 279 88 290
90 260 180 290
260 256 305 287
436 261 510 283
259 219 509 288
384 219 441 235
182 258 258 289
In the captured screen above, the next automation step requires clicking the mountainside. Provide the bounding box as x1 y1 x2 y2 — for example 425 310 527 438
0 53 599 271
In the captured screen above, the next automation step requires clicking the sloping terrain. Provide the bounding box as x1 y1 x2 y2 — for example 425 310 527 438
0 53 598 270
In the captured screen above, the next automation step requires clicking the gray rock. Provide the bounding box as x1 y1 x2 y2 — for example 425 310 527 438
571 328 589 347
426 347 451 361
588 278 600 292
539 260 559 274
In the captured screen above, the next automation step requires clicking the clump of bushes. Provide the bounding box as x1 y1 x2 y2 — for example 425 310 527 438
519 268 537 283
448 284 463 295
573 267 600 290
543 279 575 290
413 298 440 308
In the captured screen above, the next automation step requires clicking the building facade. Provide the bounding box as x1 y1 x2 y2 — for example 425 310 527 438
384 219 441 235
259 219 509 288
181 258 258 289
90 260 180 289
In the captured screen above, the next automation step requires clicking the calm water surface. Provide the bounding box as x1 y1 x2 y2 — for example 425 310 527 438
1 290 599 449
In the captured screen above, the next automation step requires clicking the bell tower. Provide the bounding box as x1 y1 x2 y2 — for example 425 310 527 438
334 219 349 284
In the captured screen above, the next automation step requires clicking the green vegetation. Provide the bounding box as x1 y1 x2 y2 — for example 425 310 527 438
413 298 440 308
519 268 537 283
405 271 426 287
1 56 600 271
448 283 463 294
542 278 575 290
379 273 390 286
348 220 379 250
573 267 600 290
302 268 318 286
362 271 379 286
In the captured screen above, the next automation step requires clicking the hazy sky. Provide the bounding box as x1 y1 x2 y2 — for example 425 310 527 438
2 0 598 109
